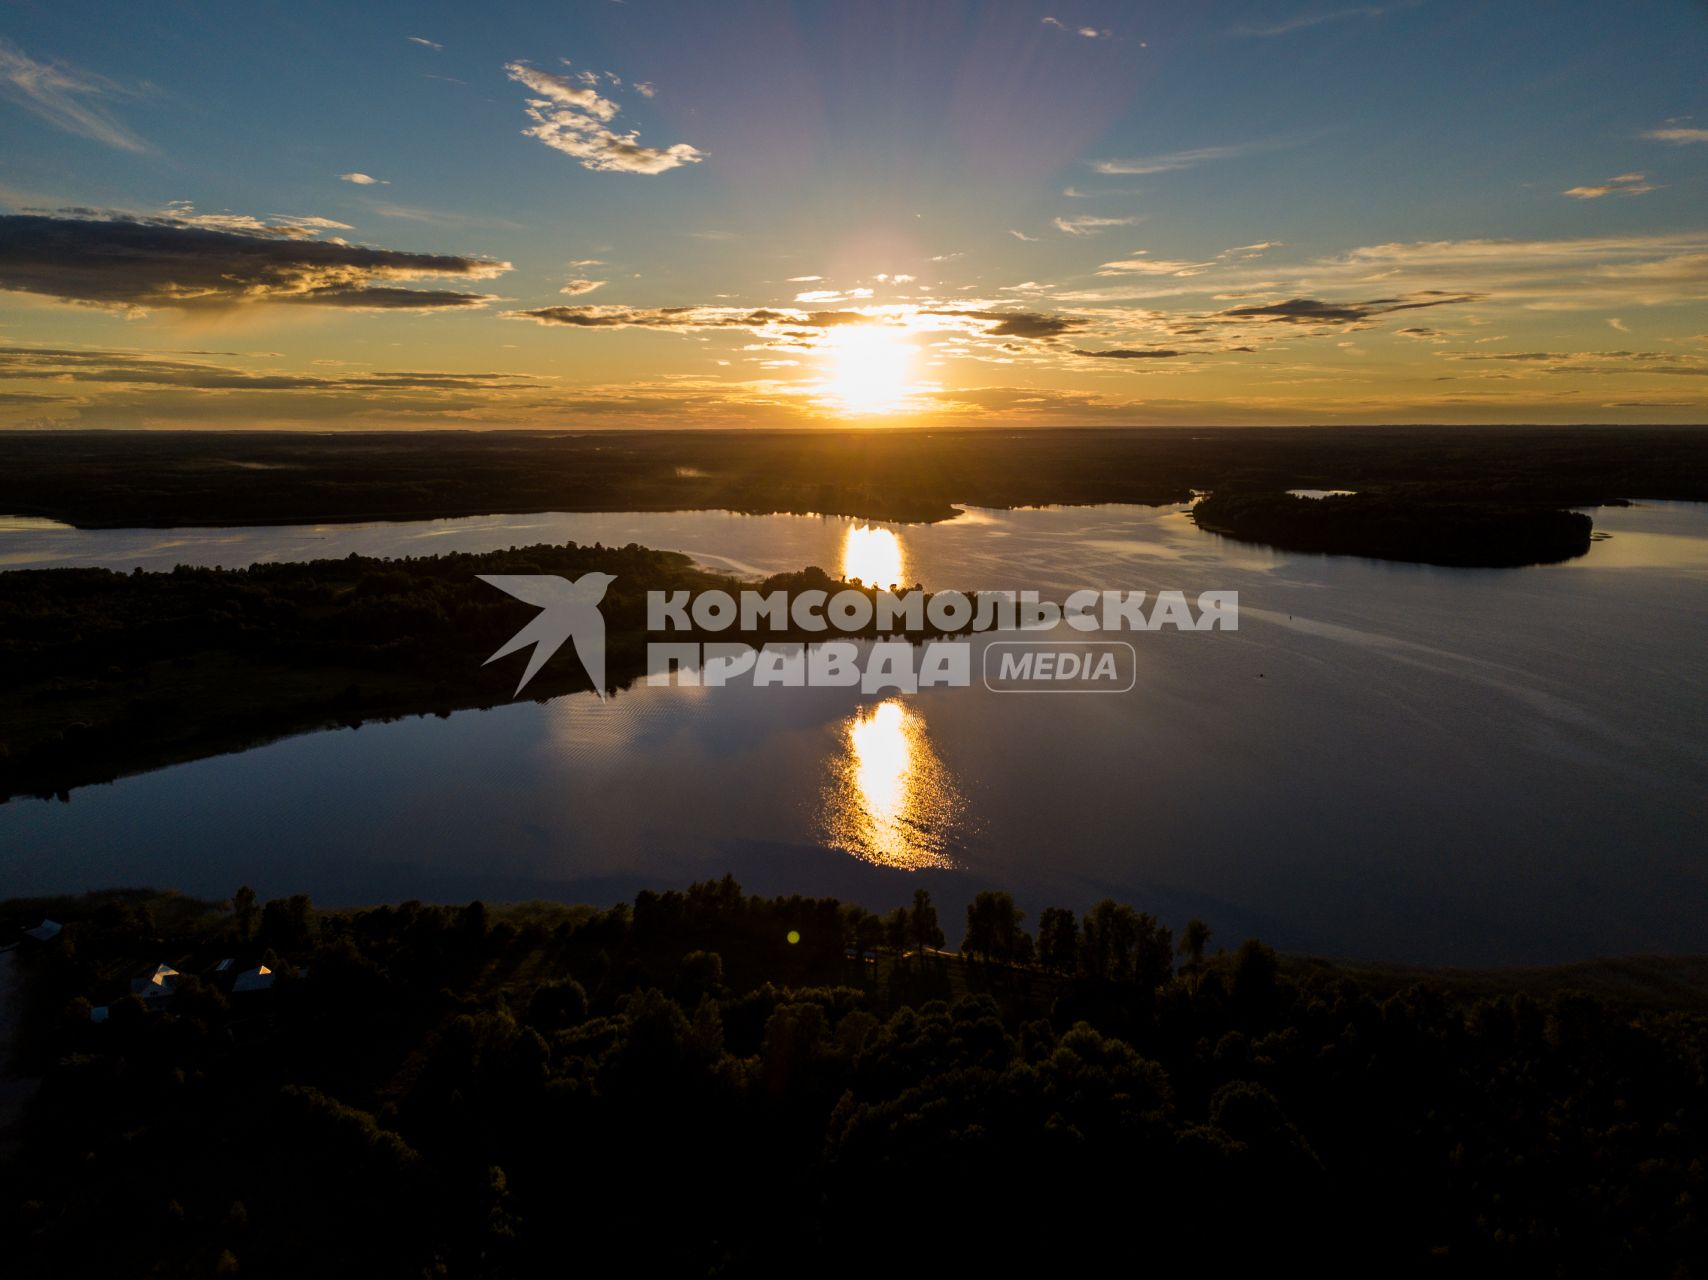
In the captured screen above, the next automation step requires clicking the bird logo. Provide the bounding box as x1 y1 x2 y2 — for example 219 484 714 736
478 572 616 696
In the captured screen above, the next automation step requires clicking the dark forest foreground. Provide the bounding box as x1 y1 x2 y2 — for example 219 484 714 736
1 884 1703 1277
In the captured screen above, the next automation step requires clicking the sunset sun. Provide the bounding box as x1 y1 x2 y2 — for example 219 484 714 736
819 326 915 416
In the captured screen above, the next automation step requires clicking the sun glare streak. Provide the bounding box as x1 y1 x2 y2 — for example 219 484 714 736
840 524 907 589
821 699 961 869
817 325 916 415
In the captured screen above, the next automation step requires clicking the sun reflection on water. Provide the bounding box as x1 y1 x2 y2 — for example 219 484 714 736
821 699 961 869
841 524 907 590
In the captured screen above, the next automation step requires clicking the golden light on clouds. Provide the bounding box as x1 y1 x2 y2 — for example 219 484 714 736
822 699 961 870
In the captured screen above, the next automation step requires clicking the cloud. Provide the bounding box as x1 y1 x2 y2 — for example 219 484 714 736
1563 172 1658 199
1041 17 1110 38
920 309 1082 339
129 202 354 239
0 211 509 312
504 304 874 332
505 61 703 174
1072 347 1184 359
1093 143 1272 176
0 345 541 392
1216 292 1481 325
0 39 149 152
1219 241 1281 259
1054 214 1137 237
1433 348 1708 383
1643 127 1708 144
1096 254 1212 276
559 278 605 295
1232 3 1417 38
1009 229 1040 241
1040 232 1708 313
507 301 1083 350
339 172 389 186
360 202 524 231
408 36 444 51
633 82 656 98
795 287 872 302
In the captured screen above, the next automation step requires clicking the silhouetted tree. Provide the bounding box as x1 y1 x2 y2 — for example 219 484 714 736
1080 899 1139 982
883 907 910 961
1133 912 1174 989
961 891 1028 965
909 889 944 959
1036 907 1078 974
1178 918 1212 972
231 885 258 943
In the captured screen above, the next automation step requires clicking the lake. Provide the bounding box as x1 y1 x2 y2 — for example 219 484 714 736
3 500 1705 964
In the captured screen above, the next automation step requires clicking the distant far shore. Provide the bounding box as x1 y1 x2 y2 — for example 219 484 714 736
3 424 1706 533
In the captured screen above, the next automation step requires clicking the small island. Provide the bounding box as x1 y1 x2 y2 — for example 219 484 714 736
1192 489 1595 567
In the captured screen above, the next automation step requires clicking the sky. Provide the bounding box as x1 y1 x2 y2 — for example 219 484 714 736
0 0 1705 430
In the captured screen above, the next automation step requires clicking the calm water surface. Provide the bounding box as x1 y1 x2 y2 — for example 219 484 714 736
2 501 1705 964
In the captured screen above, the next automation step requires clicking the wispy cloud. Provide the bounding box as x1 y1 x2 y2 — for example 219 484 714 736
1097 253 1212 276
1009 229 1040 242
1072 347 1183 359
505 61 703 175
1233 2 1418 38
795 288 873 303
0 345 539 392
1563 172 1658 199
408 36 443 51
505 304 872 332
1054 214 1137 237
0 40 149 152
560 278 605 296
1042 17 1111 39
920 309 1083 339
339 172 388 186
1216 292 1481 325
1642 126 1708 144
1093 142 1276 176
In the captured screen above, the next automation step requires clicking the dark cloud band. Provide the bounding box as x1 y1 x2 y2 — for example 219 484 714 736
0 214 510 311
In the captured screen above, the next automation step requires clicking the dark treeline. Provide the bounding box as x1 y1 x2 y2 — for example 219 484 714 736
1193 490 1596 566
2 882 1703 1276
3 425 1705 529
0 544 945 801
